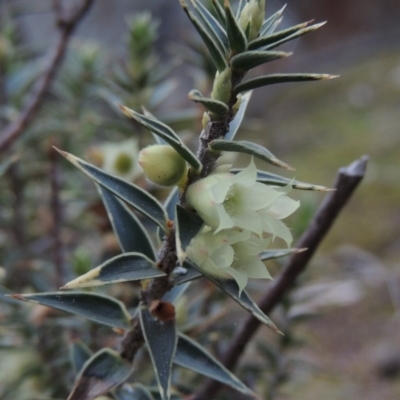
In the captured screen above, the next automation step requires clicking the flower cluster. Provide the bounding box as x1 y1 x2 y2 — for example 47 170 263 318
186 158 299 292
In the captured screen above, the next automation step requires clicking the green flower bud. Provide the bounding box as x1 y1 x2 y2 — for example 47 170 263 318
211 67 232 105
238 0 265 41
202 111 210 129
138 144 187 186
232 94 242 116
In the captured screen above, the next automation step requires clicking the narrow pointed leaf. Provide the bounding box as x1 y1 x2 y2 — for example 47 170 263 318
139 304 177 400
235 169 331 191
98 186 156 261
190 0 228 51
210 139 294 170
149 389 183 400
116 383 155 400
259 248 306 261
0 154 18 176
189 90 229 115
68 349 132 400
235 0 245 19
224 0 247 54
225 91 252 140
120 106 202 171
61 253 165 289
175 333 254 395
175 204 204 264
184 260 279 332
249 20 314 50
231 50 291 71
211 0 226 25
260 5 286 36
180 0 227 71
70 341 92 375
234 73 336 95
142 108 168 145
13 292 132 329
163 282 191 304
165 187 179 221
55 149 168 230
172 265 202 285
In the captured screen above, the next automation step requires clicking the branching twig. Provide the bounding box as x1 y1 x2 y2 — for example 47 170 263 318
0 0 95 153
191 155 369 400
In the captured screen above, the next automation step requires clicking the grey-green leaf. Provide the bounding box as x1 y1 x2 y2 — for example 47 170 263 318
172 265 202 285
189 0 228 52
209 139 294 170
225 91 252 140
98 185 156 261
139 304 177 400
55 149 168 230
175 204 204 263
260 5 286 36
116 383 155 400
231 50 290 71
175 333 254 395
68 349 133 400
260 248 306 261
163 282 191 304
237 169 331 191
14 292 132 330
225 0 247 54
234 73 336 95
184 260 279 333
211 0 226 25
262 22 327 51
189 90 229 116
70 341 92 375
120 106 202 171
181 0 227 72
61 253 165 289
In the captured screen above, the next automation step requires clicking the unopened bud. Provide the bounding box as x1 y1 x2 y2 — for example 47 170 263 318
238 0 265 41
138 144 187 186
232 94 242 116
202 111 210 129
211 67 232 105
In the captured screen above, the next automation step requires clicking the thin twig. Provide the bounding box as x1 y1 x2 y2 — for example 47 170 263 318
49 139 65 288
0 0 95 153
192 155 369 400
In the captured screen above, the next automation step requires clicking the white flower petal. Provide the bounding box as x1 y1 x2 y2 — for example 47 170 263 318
235 257 272 280
210 244 235 269
225 266 248 295
232 157 257 187
268 196 300 219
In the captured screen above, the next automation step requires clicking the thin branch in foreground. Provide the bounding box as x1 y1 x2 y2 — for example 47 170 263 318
192 155 369 400
0 0 95 153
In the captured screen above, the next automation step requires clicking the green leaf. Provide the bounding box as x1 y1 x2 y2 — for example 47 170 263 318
139 304 177 400
165 187 179 221
231 50 291 71
189 0 228 52
13 292 132 330
225 91 252 140
55 149 168 230
224 0 247 54
180 0 227 71
61 253 166 289
116 383 155 400
209 139 294 170
163 282 191 304
70 341 92 375
234 73 336 94
211 0 226 25
184 260 280 333
67 349 133 400
189 89 229 116
149 389 183 400
233 169 331 191
120 106 202 171
0 154 18 176
249 21 326 50
142 108 168 145
175 204 204 264
259 248 306 261
175 333 254 395
260 5 286 36
235 0 245 19
98 185 157 261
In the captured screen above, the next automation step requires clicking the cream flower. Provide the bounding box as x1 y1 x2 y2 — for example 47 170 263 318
186 228 272 293
186 158 299 246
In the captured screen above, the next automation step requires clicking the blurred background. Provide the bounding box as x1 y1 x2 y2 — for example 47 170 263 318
0 0 399 399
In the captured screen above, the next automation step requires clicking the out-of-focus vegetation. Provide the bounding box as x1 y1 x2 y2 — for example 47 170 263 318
0 1 399 399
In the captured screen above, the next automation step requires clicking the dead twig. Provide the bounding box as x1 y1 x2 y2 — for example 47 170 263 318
0 0 95 153
192 155 369 400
